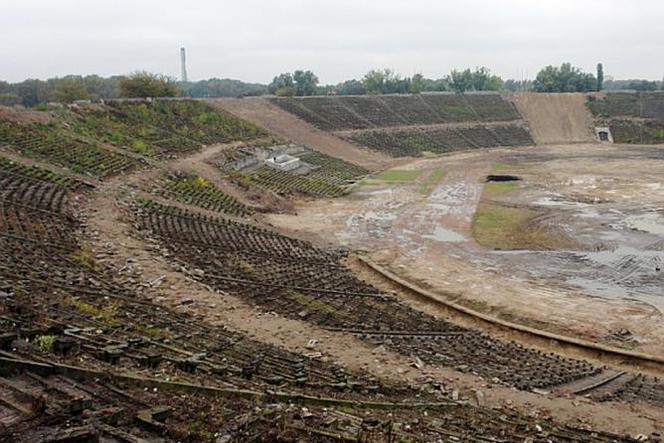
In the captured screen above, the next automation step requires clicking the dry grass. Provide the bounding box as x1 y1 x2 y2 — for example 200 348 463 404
66 297 121 325
371 169 421 183
69 247 97 270
285 290 343 318
418 169 445 195
472 182 570 250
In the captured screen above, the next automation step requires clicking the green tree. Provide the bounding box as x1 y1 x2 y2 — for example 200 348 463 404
420 77 448 92
0 93 21 106
268 73 295 96
448 67 502 92
119 71 178 98
410 73 424 93
596 63 604 91
502 79 533 92
292 70 319 96
626 79 658 91
180 78 267 98
448 69 472 92
335 79 365 95
82 75 122 100
16 79 50 107
362 69 387 94
268 70 319 96
54 76 90 103
533 63 596 92
361 69 410 94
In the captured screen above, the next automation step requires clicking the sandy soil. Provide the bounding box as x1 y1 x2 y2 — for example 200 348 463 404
212 98 398 170
512 93 596 144
268 143 664 355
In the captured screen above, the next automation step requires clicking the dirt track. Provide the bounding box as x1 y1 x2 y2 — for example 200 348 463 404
512 92 596 144
212 98 397 170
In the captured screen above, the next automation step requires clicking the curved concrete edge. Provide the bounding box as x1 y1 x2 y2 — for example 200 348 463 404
357 255 664 369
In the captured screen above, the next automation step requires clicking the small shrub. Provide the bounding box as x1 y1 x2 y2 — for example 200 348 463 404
193 176 210 189
33 335 57 352
66 297 120 325
70 248 96 270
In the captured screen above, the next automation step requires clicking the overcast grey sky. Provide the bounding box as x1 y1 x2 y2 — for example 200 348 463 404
1 0 663 84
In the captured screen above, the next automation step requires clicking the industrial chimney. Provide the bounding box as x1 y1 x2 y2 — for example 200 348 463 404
180 47 188 82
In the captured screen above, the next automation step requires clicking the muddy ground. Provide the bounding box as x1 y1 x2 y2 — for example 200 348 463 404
268 143 664 355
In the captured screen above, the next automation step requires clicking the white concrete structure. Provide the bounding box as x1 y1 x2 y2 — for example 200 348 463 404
265 154 301 171
595 126 613 143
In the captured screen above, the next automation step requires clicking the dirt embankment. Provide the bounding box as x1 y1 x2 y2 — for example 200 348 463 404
0 105 53 124
511 93 596 144
210 98 396 171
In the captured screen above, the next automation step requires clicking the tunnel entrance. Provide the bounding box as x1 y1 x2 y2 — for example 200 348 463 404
595 126 613 143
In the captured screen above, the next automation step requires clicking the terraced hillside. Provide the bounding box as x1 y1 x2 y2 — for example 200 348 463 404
106 99 267 146
0 118 140 178
3 154 654 441
1 99 664 441
0 100 268 179
348 123 533 157
271 93 521 130
588 91 664 144
217 144 369 197
132 199 664 403
62 104 200 157
270 93 534 157
148 170 254 216
0 158 416 440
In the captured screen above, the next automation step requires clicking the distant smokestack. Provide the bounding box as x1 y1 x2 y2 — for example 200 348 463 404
180 47 188 82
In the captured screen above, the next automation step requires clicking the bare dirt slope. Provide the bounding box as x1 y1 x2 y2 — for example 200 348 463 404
511 93 596 144
211 98 396 170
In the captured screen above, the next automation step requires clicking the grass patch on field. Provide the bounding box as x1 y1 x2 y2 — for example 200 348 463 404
482 181 520 199
472 203 538 249
472 202 572 250
418 169 445 195
473 180 571 250
373 169 421 182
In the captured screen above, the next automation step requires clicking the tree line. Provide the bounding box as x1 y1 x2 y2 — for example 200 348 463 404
0 72 268 107
267 67 504 96
270 64 662 96
2 64 663 107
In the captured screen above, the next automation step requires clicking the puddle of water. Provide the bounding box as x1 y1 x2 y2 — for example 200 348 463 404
625 213 664 235
361 188 395 196
567 276 632 299
533 196 600 219
582 246 662 266
423 225 465 242
534 196 588 208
